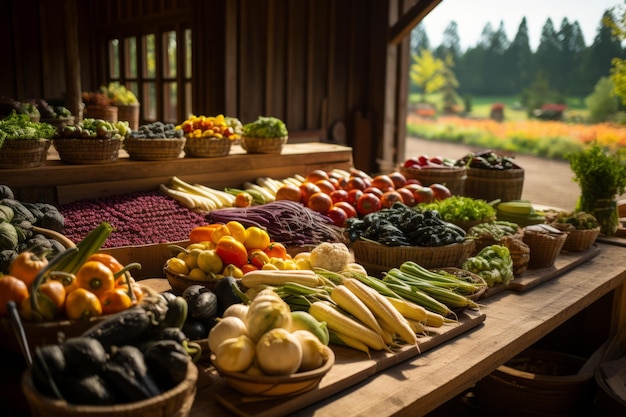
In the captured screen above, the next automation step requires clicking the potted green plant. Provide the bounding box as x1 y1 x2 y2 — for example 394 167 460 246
241 116 288 154
567 143 626 235
0 111 56 168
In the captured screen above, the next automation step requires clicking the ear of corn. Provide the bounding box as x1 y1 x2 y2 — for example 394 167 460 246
343 278 418 346
241 269 321 288
331 285 392 345
328 330 371 355
385 296 428 323
309 301 387 351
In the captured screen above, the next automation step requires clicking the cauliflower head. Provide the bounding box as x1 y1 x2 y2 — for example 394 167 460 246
308 242 351 272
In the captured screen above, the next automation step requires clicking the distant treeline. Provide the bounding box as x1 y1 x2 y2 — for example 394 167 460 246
412 8 626 99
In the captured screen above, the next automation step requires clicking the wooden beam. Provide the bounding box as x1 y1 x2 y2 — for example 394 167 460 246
388 0 442 45
64 0 82 120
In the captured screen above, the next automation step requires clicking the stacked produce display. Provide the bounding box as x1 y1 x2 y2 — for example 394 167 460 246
0 110 611 416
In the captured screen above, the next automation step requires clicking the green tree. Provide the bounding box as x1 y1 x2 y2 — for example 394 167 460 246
435 21 461 62
607 5 626 105
410 49 445 102
502 17 533 94
535 18 561 91
585 10 624 93
586 76 619 122
410 24 430 56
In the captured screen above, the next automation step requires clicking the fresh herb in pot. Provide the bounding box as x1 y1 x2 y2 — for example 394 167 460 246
567 143 626 203
242 116 288 138
0 111 56 140
567 143 626 235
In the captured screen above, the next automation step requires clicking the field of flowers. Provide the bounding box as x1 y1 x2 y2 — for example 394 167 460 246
406 115 626 160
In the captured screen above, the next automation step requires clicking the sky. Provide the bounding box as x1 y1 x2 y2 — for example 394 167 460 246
420 0 625 51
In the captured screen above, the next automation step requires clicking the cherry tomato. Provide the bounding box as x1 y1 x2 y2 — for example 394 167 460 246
100 288 133 315
264 242 288 260
9 251 48 286
0 275 29 317
39 279 66 311
87 253 124 274
248 248 270 268
74 261 115 298
215 236 248 268
65 288 102 320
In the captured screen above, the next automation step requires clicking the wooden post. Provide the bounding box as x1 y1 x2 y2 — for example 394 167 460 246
64 0 82 121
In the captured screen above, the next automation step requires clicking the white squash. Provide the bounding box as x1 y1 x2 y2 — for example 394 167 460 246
208 316 248 353
214 335 256 373
256 328 302 375
291 330 328 372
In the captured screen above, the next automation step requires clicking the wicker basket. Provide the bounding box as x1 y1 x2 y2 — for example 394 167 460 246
116 104 140 130
464 167 524 203
184 137 231 158
468 225 524 255
124 137 186 161
351 239 475 278
22 362 198 417
400 166 466 196
474 348 596 417
522 228 568 268
561 227 601 252
0 138 51 168
594 326 626 415
53 137 123 165
241 136 288 154
500 235 531 275
84 105 118 122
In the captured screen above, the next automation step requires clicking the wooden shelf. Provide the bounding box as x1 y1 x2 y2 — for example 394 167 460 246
0 142 354 205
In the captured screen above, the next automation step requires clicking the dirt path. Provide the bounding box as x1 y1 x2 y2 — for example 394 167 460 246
405 136 587 210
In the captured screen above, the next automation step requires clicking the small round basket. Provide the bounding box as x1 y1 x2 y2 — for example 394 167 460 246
241 136 288 154
53 137 123 165
464 167 525 202
467 224 524 255
522 227 568 268
400 166 466 196
500 235 531 276
124 137 186 161
84 105 118 122
164 266 217 295
211 346 334 397
184 137 231 158
21 362 198 417
0 138 51 169
351 239 475 278
557 227 601 253
474 348 594 417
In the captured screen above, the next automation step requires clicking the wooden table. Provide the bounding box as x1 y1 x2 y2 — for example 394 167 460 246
189 242 626 417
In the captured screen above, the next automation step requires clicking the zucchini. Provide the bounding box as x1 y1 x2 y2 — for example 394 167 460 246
144 339 190 389
81 306 153 351
161 295 188 329
103 345 161 402
62 337 108 374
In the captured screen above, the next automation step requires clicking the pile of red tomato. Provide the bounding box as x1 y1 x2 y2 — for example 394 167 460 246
274 169 452 227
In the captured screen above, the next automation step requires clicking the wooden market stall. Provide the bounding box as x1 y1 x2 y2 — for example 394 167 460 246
1 1 626 417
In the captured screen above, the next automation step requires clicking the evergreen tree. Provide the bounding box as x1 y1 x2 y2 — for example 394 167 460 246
482 21 510 95
410 24 430 56
585 10 625 95
502 17 532 94
435 21 461 62
535 18 561 93
608 5 626 105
